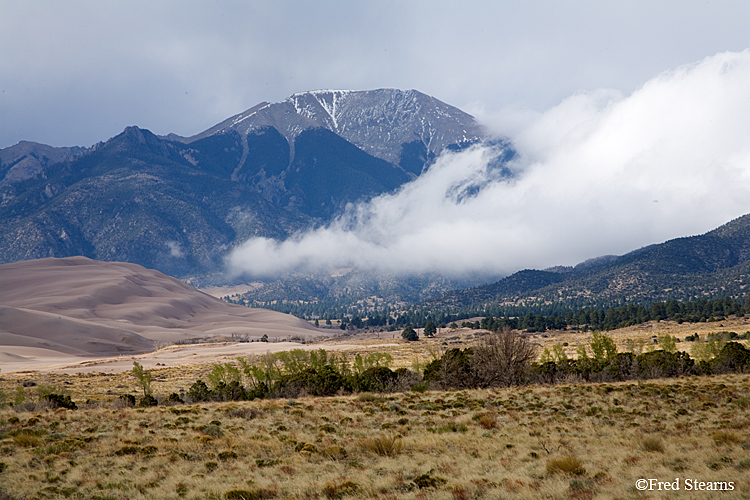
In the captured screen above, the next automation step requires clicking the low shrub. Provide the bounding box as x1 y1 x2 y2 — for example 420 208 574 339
43 393 77 410
201 424 223 439
323 445 347 461
187 380 211 402
114 446 140 456
476 413 498 429
166 393 184 404
413 473 447 489
255 458 280 467
138 395 158 407
322 481 359 499
218 451 238 461
117 394 136 407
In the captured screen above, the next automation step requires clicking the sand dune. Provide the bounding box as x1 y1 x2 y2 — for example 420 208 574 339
0 257 323 371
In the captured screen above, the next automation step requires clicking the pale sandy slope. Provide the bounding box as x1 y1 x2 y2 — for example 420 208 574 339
0 257 323 372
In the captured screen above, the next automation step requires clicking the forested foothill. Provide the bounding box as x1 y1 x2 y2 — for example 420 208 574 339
241 294 750 338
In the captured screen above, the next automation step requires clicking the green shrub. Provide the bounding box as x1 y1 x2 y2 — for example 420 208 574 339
218 451 238 461
138 395 158 407
300 365 345 397
167 393 184 404
413 473 447 489
423 348 474 388
118 394 136 407
187 380 211 402
357 366 397 392
132 361 153 397
212 381 247 401
202 424 223 439
320 424 336 433
712 342 750 373
569 478 595 493
401 326 418 342
43 393 77 410
636 350 694 378
115 446 141 456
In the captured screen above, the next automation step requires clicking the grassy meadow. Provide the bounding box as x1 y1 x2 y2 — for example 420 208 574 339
0 321 749 499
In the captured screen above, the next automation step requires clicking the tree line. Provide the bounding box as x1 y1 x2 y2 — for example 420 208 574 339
11 329 749 410
471 296 750 333
231 292 750 335
111 330 750 407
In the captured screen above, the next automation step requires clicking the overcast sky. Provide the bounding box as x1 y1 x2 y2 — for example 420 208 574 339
2 1 749 149
3 1 750 278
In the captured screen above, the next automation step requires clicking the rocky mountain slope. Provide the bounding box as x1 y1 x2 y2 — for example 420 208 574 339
0 89 487 277
421 213 750 315
177 89 484 174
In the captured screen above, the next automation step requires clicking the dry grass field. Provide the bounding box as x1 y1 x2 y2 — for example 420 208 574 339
0 374 749 499
1 319 749 499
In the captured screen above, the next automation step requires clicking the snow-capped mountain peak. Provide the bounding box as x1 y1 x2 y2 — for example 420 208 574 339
191 88 485 166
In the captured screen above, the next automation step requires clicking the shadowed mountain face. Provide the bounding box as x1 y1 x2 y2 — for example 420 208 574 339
0 89 487 277
421 213 750 314
0 256 321 358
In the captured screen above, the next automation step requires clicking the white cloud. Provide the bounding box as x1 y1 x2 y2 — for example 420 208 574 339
228 50 750 278
167 241 185 258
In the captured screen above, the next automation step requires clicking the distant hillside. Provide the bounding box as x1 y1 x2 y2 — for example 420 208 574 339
0 89 490 277
422 213 750 315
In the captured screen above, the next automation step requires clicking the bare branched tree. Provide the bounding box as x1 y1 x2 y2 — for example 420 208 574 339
471 327 537 387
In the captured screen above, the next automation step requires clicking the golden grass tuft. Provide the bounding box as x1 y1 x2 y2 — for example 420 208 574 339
546 455 586 476
640 435 665 453
360 434 403 457
712 430 743 446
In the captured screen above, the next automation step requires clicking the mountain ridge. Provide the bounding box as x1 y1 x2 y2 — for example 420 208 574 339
419 213 750 315
178 89 485 175
0 89 489 278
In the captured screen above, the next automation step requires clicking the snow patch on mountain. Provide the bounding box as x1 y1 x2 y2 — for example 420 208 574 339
199 89 485 166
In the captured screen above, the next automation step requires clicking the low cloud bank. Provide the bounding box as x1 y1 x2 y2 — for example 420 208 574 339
228 49 750 278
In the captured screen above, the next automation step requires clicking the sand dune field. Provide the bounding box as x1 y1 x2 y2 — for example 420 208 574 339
0 257 324 373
